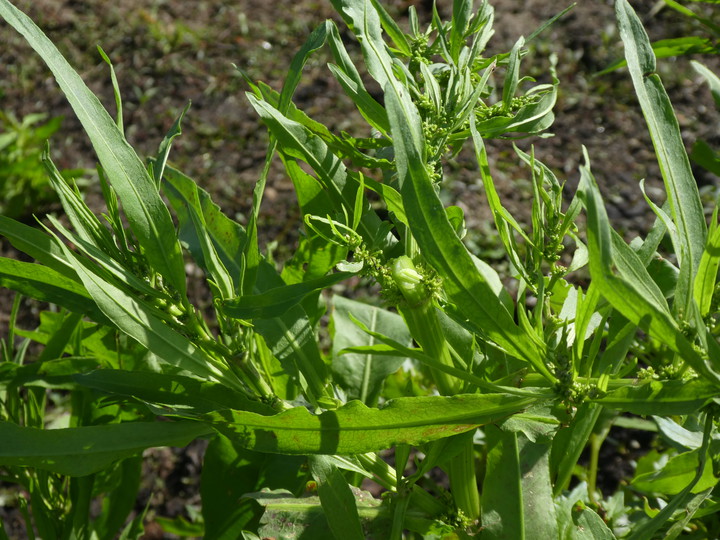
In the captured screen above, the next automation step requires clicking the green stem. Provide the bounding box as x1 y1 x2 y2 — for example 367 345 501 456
391 256 479 519
392 256 458 395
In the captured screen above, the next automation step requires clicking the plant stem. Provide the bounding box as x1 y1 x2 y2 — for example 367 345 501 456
392 256 480 519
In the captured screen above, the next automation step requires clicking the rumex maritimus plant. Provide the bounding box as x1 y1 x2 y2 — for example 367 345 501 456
1 0 720 538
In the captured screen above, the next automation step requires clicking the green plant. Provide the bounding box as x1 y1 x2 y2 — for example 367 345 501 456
1 0 720 538
601 0 720 73
0 111 85 219
600 0 720 181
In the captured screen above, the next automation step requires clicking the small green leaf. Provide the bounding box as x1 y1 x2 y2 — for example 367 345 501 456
632 447 718 495
571 501 617 539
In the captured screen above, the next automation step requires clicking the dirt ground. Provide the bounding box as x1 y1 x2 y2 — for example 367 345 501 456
1 0 719 536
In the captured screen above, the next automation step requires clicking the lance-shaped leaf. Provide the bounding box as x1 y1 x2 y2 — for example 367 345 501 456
0 0 187 297
205 393 537 455
616 0 706 303
694 223 720 317
0 257 106 323
593 379 717 416
73 370 276 416
222 272 354 320
0 216 76 278
0 420 213 476
385 83 553 381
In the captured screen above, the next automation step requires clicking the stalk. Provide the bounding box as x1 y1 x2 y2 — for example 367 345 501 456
391 256 480 520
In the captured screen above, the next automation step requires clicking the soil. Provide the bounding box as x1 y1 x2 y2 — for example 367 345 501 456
0 0 719 537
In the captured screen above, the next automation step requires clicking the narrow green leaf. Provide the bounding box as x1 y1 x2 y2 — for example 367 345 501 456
318 466 365 540
692 61 720 108
450 0 473 62
44 150 117 256
326 21 390 134
278 21 331 117
329 0 422 151
223 272 353 320
96 45 124 133
329 0 395 90
206 393 537 455
594 379 716 416
502 37 524 112
0 420 212 476
0 215 76 278
601 36 717 75
162 164 247 290
551 403 602 495
369 0 411 56
616 0 706 292
0 0 187 297
580 157 720 383
47 215 165 301
187 205 235 300
153 102 190 187
694 223 720 315
481 425 523 539
0 257 105 322
247 95 394 253
252 262 330 405
73 370 275 416
663 488 714 540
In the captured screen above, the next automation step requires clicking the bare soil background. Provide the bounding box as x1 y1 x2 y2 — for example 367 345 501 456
0 0 719 536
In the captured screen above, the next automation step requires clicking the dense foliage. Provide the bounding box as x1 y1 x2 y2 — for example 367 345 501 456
1 0 719 538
